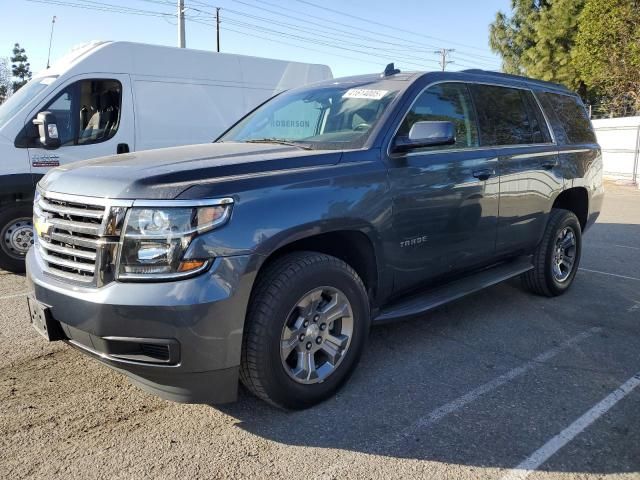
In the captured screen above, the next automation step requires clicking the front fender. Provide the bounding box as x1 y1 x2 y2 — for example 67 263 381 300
180 156 391 263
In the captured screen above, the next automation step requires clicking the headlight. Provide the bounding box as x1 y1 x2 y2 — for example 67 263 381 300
118 199 232 281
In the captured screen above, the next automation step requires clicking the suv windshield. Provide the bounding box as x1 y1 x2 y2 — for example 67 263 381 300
0 76 58 129
219 82 400 150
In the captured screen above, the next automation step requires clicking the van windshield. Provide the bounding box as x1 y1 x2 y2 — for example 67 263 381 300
0 76 58 130
219 82 400 150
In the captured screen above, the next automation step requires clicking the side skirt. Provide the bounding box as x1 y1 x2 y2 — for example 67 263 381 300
373 256 533 324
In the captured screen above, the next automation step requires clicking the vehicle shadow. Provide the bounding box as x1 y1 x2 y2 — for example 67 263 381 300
215 222 640 475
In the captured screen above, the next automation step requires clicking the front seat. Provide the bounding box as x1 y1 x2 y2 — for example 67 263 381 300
80 91 117 142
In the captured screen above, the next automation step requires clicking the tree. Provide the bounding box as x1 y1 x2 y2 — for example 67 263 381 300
573 0 640 116
489 0 586 93
11 43 31 92
0 58 11 104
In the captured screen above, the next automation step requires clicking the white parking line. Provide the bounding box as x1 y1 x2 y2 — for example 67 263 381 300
0 292 29 300
317 327 601 480
579 268 640 282
590 243 640 251
501 372 640 480
612 244 640 251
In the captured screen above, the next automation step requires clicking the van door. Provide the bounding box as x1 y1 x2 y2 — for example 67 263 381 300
469 84 561 256
387 82 499 295
27 74 134 173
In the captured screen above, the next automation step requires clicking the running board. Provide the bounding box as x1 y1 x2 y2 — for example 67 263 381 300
374 257 533 323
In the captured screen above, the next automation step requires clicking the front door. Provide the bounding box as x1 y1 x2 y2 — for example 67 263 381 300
27 74 134 175
386 82 499 295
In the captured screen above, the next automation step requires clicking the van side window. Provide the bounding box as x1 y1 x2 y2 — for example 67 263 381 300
538 92 596 144
77 79 122 144
397 83 478 150
470 85 549 146
22 79 122 148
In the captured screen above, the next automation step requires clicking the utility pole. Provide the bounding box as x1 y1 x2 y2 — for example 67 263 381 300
216 7 220 52
434 48 455 71
46 16 57 69
178 0 186 48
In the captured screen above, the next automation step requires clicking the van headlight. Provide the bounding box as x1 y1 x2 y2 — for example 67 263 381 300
117 199 233 280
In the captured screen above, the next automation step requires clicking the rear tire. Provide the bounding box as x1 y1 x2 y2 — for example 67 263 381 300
0 204 34 273
522 208 582 297
240 251 370 410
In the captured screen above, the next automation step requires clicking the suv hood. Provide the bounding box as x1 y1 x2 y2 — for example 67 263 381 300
40 142 342 199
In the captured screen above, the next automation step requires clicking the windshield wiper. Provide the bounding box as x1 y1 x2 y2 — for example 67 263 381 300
244 138 312 150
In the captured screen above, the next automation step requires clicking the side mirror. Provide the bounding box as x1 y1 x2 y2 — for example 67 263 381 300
32 111 61 150
393 121 456 153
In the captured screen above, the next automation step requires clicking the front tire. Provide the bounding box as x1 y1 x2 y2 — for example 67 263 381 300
0 204 34 273
522 208 582 297
240 251 370 410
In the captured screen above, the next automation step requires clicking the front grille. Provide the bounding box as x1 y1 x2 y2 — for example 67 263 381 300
34 191 132 286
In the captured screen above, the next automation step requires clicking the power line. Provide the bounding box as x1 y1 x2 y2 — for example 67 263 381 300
22 0 500 72
192 0 501 68
190 19 393 68
291 0 499 58
25 0 175 18
220 17 440 67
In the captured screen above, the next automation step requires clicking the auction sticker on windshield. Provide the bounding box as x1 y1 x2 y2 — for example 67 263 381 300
342 89 388 100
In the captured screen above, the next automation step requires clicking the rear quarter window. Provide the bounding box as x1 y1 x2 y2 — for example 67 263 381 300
538 92 596 144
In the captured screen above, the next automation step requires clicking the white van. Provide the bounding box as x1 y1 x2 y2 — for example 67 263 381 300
0 41 332 272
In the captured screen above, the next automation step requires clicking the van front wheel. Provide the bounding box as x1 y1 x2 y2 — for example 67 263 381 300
0 204 34 273
240 252 370 410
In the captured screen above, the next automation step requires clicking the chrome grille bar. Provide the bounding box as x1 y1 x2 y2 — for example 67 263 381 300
38 197 105 219
35 191 113 285
39 249 96 273
38 236 97 261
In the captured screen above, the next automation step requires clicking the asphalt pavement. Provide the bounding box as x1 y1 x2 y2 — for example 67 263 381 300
1 180 639 479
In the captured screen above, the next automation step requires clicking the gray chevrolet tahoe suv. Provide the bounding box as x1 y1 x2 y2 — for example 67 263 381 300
26 67 603 409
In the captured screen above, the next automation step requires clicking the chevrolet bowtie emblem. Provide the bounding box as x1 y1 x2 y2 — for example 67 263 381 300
34 216 52 238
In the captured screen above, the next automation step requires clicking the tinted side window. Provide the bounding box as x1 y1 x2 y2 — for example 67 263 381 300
397 83 479 150
470 85 548 146
521 90 552 143
539 92 595 144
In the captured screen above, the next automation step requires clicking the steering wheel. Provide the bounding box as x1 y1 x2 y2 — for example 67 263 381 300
353 123 371 131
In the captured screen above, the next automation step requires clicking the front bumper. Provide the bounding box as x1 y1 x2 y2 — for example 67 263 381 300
26 248 258 403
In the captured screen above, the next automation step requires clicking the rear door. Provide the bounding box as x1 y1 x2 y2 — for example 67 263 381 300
469 84 561 256
386 81 499 295
27 74 134 174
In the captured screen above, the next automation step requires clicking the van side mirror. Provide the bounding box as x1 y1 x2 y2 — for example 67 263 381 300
393 121 456 153
32 111 61 150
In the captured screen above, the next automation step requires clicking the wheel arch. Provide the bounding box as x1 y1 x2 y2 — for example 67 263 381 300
254 229 382 303
552 187 589 230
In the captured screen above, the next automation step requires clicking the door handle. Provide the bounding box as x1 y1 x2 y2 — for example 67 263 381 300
472 168 495 181
117 143 130 154
540 158 558 170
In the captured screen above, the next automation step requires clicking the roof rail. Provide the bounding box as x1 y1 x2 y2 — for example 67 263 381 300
460 69 572 93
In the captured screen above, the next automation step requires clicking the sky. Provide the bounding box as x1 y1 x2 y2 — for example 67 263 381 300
1 0 511 78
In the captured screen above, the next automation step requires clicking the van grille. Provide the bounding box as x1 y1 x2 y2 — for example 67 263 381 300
34 191 131 286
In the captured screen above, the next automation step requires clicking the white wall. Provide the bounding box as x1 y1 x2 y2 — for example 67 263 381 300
592 116 640 186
